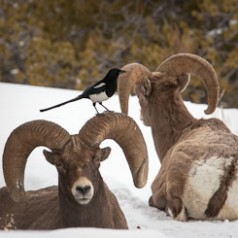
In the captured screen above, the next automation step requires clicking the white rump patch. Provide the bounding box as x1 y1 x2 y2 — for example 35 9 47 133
183 156 235 219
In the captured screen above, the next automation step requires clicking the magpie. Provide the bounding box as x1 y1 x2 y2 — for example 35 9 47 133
39 68 126 114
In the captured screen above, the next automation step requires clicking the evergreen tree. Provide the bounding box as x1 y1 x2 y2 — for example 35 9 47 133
0 0 237 107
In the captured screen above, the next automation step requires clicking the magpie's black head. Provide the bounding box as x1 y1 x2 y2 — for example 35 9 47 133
104 68 126 80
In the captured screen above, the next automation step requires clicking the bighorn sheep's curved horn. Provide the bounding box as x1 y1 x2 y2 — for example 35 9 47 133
3 120 70 202
156 53 219 114
118 63 152 114
78 112 148 188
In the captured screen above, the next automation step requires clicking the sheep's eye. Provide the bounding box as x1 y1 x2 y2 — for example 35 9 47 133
57 163 66 173
57 162 63 168
93 157 100 163
162 82 176 90
93 156 101 167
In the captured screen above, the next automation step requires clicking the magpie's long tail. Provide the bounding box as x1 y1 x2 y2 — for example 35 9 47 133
40 94 84 112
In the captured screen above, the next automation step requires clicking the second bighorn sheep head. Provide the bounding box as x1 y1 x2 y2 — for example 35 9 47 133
118 53 219 119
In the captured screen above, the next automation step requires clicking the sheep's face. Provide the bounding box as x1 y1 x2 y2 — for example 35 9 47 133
135 73 190 126
43 137 111 205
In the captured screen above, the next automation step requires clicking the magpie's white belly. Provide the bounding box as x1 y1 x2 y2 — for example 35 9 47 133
89 92 108 103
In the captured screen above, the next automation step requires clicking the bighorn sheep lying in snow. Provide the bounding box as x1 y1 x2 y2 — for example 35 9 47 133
118 53 238 221
0 112 148 230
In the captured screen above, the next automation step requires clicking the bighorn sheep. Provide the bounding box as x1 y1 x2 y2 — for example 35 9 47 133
0 112 148 230
118 53 238 221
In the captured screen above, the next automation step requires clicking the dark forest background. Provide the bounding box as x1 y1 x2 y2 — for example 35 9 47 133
0 0 238 107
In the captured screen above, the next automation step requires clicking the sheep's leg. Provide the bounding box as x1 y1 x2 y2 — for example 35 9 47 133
149 185 187 221
150 163 168 210
165 152 193 221
166 172 188 221
149 192 167 210
167 196 188 221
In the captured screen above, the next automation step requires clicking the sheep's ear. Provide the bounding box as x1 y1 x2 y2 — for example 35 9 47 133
95 147 111 163
137 78 152 97
177 74 190 92
135 79 151 106
100 147 112 162
43 149 60 166
44 150 66 174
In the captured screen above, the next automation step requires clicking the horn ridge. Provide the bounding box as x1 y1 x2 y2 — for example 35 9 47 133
3 120 70 202
157 53 219 114
118 63 151 114
78 112 148 188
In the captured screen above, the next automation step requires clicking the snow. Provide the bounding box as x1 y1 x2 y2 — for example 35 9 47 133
1 82 238 237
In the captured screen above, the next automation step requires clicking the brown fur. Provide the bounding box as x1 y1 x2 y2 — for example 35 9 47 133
0 137 127 230
0 113 148 229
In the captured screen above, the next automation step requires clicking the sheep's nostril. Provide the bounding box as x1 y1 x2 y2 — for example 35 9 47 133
76 185 91 195
72 177 94 204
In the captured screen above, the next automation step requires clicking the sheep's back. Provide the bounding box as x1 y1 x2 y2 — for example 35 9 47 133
0 186 60 230
160 119 238 220
167 119 238 220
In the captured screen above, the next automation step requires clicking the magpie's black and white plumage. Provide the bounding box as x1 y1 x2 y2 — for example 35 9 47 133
40 68 126 114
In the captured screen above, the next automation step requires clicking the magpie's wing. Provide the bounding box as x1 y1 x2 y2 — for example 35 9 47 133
82 80 106 97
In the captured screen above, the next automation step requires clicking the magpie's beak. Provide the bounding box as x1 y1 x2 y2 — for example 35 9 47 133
119 70 127 74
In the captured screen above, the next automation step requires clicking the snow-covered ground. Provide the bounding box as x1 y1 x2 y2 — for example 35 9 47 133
0 82 238 238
